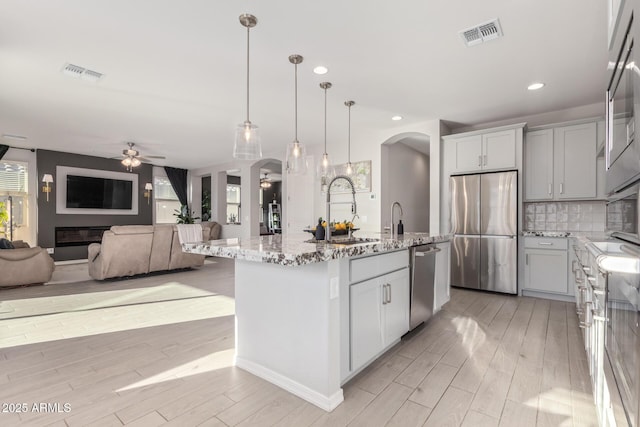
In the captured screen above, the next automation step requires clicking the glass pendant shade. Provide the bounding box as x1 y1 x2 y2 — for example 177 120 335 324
286 140 307 174
317 81 332 182
286 54 308 175
234 121 261 160
344 100 355 177
233 14 262 161
345 161 353 176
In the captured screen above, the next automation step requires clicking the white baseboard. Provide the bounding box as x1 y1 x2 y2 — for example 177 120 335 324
235 357 344 412
55 258 88 266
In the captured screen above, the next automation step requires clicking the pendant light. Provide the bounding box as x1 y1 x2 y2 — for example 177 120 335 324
344 100 355 175
233 14 262 160
285 54 308 175
318 82 332 179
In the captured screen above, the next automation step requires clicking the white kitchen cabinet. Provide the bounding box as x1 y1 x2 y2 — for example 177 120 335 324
382 268 410 345
434 241 450 312
554 122 597 199
483 129 517 170
449 128 517 173
524 129 554 201
350 267 409 372
350 277 383 371
452 134 482 172
523 237 569 295
525 121 601 201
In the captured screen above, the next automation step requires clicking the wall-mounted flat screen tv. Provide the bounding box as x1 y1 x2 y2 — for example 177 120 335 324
66 175 133 209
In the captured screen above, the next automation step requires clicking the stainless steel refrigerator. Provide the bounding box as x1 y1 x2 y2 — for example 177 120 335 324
450 171 518 294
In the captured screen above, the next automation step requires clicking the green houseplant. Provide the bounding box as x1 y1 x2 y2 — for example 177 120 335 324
174 204 200 224
0 201 8 237
201 190 211 221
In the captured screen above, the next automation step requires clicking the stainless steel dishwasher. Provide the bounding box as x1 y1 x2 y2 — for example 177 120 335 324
409 244 440 330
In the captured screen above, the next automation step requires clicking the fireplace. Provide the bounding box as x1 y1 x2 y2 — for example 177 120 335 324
55 226 111 247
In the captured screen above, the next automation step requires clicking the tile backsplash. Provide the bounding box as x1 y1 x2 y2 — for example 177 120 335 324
524 201 606 232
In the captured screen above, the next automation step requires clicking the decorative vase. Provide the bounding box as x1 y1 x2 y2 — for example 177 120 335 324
315 219 325 241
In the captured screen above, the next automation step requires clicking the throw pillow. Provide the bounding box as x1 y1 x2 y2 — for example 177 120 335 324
0 238 15 249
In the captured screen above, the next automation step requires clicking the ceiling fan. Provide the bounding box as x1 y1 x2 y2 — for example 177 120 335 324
119 142 165 171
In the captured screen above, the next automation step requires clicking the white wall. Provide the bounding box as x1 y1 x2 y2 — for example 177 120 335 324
189 118 446 238
190 152 285 239
449 102 604 134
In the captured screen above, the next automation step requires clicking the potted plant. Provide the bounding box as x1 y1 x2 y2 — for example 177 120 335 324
201 190 211 221
174 204 200 224
0 201 8 238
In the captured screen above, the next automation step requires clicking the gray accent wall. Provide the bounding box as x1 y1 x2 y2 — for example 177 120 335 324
381 142 430 233
37 149 153 261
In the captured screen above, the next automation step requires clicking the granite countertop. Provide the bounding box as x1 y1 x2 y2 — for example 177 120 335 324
522 231 572 238
183 232 451 266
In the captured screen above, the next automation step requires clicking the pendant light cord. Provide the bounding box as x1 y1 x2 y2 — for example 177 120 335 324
294 63 298 142
348 104 351 164
246 25 250 123
323 87 327 153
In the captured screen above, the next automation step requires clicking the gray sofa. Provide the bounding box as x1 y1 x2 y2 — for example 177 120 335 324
0 244 55 287
88 222 221 280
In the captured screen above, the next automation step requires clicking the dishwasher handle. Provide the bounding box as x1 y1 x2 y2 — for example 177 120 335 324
414 247 441 256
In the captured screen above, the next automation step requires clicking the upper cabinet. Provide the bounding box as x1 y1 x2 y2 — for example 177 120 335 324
524 129 554 200
449 128 518 174
524 121 599 201
554 123 597 199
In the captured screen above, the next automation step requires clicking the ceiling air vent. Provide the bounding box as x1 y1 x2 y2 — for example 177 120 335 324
61 63 104 82
459 19 503 47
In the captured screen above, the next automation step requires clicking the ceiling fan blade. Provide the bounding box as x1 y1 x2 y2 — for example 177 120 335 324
145 155 166 159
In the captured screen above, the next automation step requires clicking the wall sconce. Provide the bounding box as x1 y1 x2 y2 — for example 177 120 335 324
42 174 54 202
144 183 153 204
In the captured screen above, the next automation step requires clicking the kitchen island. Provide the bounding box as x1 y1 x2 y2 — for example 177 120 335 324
183 232 450 411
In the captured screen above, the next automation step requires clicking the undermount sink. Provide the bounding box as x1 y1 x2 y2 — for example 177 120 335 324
306 237 380 246
328 237 380 246
587 240 640 273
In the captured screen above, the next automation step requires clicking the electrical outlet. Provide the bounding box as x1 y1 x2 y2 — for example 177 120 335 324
46 248 54 254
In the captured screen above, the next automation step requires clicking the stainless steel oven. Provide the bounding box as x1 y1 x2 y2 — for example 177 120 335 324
596 241 640 427
606 182 640 244
606 8 639 194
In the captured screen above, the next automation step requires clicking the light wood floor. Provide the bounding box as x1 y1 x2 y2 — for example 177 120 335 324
0 258 598 426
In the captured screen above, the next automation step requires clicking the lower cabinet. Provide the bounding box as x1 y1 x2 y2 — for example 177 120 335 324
522 237 571 297
350 267 409 372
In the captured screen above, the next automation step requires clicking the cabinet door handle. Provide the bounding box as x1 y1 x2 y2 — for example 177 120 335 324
387 283 391 303
560 183 564 194
483 154 487 166
548 183 552 195
526 254 529 265
572 260 577 273
478 155 482 167
382 284 387 305
538 242 553 246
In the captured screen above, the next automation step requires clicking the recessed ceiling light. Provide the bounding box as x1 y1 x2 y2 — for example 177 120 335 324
391 116 403 121
527 82 545 91
313 66 328 75
2 134 27 141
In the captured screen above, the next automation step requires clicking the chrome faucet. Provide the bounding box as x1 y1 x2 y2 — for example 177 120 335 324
391 201 403 237
326 175 357 242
